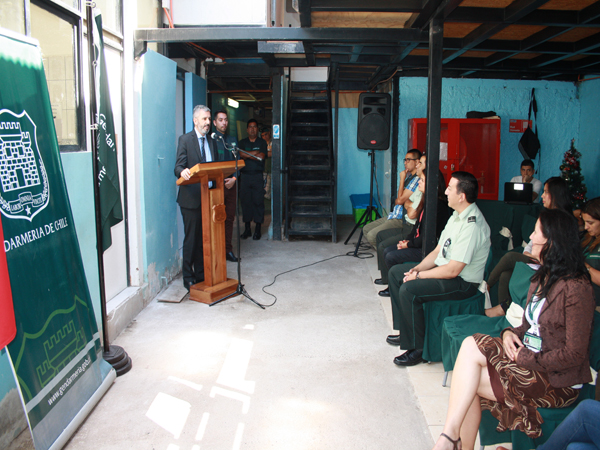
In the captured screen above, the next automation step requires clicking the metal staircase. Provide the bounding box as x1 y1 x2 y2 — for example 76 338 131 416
284 82 336 241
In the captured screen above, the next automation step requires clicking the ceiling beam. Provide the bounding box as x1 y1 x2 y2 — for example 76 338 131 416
311 0 422 13
136 28 427 58
530 32 600 67
484 26 568 67
134 27 428 45
442 0 552 64
207 63 271 78
298 0 311 27
407 0 462 30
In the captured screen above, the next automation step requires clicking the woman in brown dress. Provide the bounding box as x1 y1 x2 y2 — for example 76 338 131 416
432 209 595 450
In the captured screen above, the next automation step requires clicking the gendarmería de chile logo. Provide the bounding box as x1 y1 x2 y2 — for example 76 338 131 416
0 109 50 221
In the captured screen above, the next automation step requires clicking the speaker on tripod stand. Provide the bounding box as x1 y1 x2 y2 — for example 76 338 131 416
357 93 391 150
345 93 392 253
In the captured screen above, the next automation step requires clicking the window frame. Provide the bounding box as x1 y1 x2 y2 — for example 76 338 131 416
29 0 86 152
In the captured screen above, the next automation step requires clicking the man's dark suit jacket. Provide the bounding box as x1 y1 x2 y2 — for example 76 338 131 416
174 130 217 209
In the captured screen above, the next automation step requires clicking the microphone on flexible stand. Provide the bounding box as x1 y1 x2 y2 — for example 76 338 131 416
210 133 262 161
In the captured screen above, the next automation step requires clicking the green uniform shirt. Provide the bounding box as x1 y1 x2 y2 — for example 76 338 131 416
238 137 267 174
434 202 491 283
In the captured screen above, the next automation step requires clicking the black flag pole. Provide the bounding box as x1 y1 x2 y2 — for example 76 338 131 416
86 2 131 376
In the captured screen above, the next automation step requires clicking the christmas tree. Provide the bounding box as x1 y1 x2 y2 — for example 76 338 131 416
560 139 587 210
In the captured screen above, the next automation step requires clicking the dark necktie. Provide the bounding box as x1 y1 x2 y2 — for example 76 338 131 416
199 136 206 162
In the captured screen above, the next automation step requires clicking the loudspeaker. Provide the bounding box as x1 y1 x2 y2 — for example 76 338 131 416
357 93 391 150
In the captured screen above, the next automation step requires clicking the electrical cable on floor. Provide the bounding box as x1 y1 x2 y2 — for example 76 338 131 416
257 242 375 308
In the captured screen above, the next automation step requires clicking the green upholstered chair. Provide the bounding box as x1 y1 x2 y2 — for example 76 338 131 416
440 262 535 375
422 290 485 363
477 310 600 450
476 200 514 278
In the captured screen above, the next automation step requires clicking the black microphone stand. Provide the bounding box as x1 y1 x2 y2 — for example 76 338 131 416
210 135 264 309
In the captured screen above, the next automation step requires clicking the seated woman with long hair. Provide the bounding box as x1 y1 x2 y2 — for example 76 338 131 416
432 209 595 450
485 176 572 317
581 197 600 305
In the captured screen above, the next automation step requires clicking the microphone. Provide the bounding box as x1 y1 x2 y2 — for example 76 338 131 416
211 132 220 140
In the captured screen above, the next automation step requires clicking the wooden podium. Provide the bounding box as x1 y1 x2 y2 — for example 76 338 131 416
177 160 245 304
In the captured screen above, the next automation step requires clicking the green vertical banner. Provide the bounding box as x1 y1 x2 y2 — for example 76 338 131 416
0 30 115 450
92 9 123 252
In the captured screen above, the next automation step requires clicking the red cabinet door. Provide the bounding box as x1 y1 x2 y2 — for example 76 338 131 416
407 118 500 200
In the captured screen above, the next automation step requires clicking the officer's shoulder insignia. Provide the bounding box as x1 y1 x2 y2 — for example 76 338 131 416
468 216 476 223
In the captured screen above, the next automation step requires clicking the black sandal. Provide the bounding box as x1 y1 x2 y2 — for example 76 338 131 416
440 433 461 450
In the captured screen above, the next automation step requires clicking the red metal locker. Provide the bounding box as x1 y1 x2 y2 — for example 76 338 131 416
407 118 501 200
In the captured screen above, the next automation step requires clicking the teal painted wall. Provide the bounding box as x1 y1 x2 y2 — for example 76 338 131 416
60 151 101 327
577 77 600 198
397 78 581 200
336 108 390 215
140 51 180 290
184 72 206 133
336 78 586 213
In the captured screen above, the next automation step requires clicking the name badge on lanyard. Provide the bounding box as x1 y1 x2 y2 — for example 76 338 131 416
523 331 542 352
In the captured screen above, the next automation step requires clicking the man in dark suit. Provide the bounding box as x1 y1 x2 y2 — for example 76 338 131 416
174 105 217 291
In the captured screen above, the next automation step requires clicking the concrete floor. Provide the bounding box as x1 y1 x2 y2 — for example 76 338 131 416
63 218 505 450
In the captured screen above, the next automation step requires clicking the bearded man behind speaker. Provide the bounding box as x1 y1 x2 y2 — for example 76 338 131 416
362 149 422 247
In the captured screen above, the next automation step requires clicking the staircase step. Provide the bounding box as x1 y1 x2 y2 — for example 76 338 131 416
291 101 329 109
289 180 333 186
290 122 328 127
290 155 330 166
291 109 329 114
289 203 332 216
289 164 331 171
289 147 329 153
291 136 329 142
289 112 328 123
290 95 327 102
291 82 327 91
288 217 332 234
289 149 330 155
290 194 332 202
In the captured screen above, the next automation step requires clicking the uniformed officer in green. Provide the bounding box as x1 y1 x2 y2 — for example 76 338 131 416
238 119 267 240
386 171 491 366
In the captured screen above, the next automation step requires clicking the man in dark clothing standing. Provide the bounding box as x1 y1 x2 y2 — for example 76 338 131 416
238 119 267 240
174 105 217 291
212 110 238 262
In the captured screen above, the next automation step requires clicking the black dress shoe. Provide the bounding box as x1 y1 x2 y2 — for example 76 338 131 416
386 335 401 346
241 229 252 239
374 278 386 285
253 231 261 240
226 251 239 262
378 288 390 297
393 349 425 366
183 280 193 292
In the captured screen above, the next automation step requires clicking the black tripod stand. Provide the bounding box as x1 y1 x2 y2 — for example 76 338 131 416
210 136 264 309
344 151 380 256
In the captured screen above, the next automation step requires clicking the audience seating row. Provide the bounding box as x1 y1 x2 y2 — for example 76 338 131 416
390 200 594 449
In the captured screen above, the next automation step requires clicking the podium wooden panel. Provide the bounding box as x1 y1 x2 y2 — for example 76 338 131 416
177 160 245 304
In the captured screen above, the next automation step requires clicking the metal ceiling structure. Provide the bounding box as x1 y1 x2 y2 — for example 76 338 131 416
134 0 600 109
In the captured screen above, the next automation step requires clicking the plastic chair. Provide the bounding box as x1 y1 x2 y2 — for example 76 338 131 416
478 310 600 450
